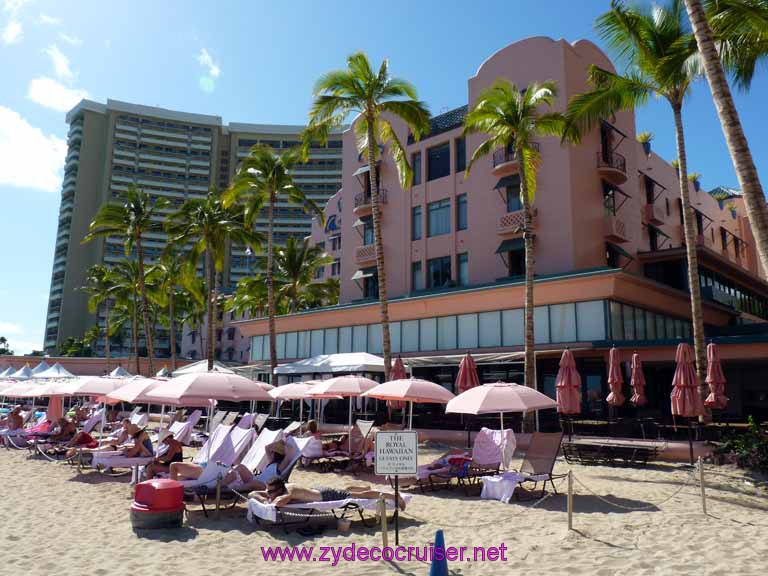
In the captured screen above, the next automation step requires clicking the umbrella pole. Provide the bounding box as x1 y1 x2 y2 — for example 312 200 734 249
160 405 166 428
500 411 504 431
348 396 353 431
408 401 413 431
299 400 303 423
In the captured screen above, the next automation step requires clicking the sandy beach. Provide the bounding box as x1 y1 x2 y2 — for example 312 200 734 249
0 444 766 576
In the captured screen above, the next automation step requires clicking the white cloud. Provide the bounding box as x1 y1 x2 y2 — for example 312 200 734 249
1 19 21 43
27 76 88 112
197 48 220 77
8 338 44 354
0 321 23 335
45 44 73 80
39 13 60 25
0 105 67 193
58 32 81 46
4 0 32 13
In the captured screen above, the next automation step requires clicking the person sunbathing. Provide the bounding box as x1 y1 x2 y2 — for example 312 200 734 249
0 406 24 431
221 441 290 490
252 477 407 511
63 418 133 459
122 422 154 458
49 417 77 443
144 432 184 479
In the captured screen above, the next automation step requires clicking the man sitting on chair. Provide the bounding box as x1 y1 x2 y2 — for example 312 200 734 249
252 477 407 510
0 406 24 431
219 441 289 490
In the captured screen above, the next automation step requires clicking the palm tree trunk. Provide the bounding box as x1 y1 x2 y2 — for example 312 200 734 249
135 235 155 376
206 250 216 371
519 156 536 394
104 299 111 371
672 104 708 400
267 190 277 381
131 298 139 375
169 290 176 371
367 117 391 381
684 0 768 273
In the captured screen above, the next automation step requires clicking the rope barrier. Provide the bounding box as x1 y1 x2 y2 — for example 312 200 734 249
699 467 768 488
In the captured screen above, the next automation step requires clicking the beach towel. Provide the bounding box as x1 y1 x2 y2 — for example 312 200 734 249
247 494 411 524
473 427 516 468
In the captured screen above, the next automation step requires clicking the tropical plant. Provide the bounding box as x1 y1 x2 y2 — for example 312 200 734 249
463 79 568 393
564 0 709 389
83 185 168 374
636 131 654 143
167 189 262 370
224 145 320 380
0 336 12 355
682 0 768 273
274 237 336 313
109 259 145 373
81 264 119 369
150 252 186 371
225 276 274 319
304 52 431 379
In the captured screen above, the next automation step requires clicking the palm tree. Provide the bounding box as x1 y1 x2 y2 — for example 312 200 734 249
110 259 143 374
564 0 708 388
81 264 118 370
224 145 320 381
275 237 336 313
305 52 431 380
225 276 273 319
680 0 768 273
463 80 567 392
83 185 168 374
150 253 185 371
167 189 262 370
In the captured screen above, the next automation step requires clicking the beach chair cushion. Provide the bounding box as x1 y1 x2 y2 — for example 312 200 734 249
246 494 411 524
239 428 283 474
193 424 234 466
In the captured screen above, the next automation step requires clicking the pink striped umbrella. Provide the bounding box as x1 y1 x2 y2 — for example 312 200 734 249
629 353 648 407
555 349 581 415
456 352 481 394
704 343 729 409
606 347 625 406
388 356 408 410
670 343 704 418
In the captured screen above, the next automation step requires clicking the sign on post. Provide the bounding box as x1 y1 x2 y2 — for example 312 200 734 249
375 431 418 546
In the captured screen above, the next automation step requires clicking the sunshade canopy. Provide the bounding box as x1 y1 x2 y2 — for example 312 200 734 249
147 371 274 405
275 353 385 375
446 381 556 415
362 378 455 404
307 375 379 398
33 363 75 379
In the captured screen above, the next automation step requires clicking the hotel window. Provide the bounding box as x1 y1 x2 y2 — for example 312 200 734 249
645 176 655 204
665 197 670 216
456 194 467 231
427 256 452 288
720 227 728 252
330 235 341 251
412 205 422 240
649 226 659 251
331 259 340 277
695 211 704 235
362 268 378 299
412 152 422 185
314 266 325 280
455 137 466 172
507 247 525 277
603 181 619 215
458 253 469 286
506 178 523 212
427 142 451 181
428 199 451 237
362 216 374 246
316 241 325 252
412 261 423 291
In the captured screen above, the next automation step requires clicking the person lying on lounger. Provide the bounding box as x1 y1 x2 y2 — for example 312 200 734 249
49 417 77 443
252 477 407 511
217 441 290 490
63 418 133 459
0 406 24 431
144 432 184 479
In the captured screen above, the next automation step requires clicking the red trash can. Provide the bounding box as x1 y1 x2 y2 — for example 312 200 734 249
130 479 184 530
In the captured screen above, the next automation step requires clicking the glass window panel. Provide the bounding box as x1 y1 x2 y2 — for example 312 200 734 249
437 316 457 350
339 326 352 353
610 301 623 340
276 333 286 359
478 311 501 348
622 305 635 340
412 152 421 186
401 320 419 352
635 308 646 340
502 309 524 346
674 319 684 338
665 317 675 339
411 206 422 241
297 331 308 358
656 315 666 340
252 336 263 361
264 335 270 360
427 142 450 181
352 325 367 352
427 199 451 237
420 318 437 351
458 253 469 287
286 332 298 359
390 322 401 354
310 329 324 356
576 301 605 341
534 306 550 344
324 328 338 354
458 314 478 348
645 311 656 340
412 261 423 291
368 324 383 354
456 194 467 231
683 322 691 339
550 303 576 343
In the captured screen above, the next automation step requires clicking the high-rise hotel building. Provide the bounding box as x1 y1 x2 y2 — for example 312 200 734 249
44 99 342 355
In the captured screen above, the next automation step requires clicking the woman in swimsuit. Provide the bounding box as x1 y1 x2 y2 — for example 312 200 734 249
222 441 288 490
122 422 153 458
144 432 184 479
252 477 407 510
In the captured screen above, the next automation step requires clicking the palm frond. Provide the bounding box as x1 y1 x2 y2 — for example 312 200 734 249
378 118 413 190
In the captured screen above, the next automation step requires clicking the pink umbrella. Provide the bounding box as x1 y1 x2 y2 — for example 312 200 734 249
106 377 168 404
456 352 481 394
671 343 704 464
629 353 648 407
388 357 408 410
308 375 379 430
704 343 728 410
363 378 455 429
269 381 328 421
71 376 131 397
555 350 581 415
146 372 274 405
606 347 625 406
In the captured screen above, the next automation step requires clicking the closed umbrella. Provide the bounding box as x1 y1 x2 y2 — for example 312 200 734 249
456 352 481 393
606 347 625 406
704 343 728 410
670 343 704 464
629 353 648 407
556 349 581 439
363 378 455 429
308 375 378 430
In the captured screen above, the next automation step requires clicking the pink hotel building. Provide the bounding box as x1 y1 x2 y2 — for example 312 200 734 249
237 37 768 422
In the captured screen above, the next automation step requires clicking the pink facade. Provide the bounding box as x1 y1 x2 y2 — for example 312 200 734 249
309 37 765 309
180 307 252 364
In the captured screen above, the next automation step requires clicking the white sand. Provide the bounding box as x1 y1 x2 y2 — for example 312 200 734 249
0 445 766 575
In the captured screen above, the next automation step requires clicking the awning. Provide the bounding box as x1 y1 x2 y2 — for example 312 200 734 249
494 175 519 190
607 242 635 261
352 218 366 228
496 238 524 254
648 224 671 239
353 165 371 177
351 269 374 281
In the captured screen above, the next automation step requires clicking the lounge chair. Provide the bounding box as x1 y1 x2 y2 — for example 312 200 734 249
391 449 470 492
208 410 229 431
508 431 566 498
283 421 302 436
161 409 202 445
253 413 269 432
129 411 148 428
221 412 239 427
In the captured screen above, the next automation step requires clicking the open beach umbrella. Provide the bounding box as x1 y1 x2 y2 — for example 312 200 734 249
456 352 481 393
363 378 455 429
146 371 274 405
606 347 625 406
108 366 133 378
106 377 167 404
30 361 51 375
269 381 324 421
630 353 648 407
704 343 728 410
670 343 704 464
10 364 32 380
555 350 581 415
308 375 378 430
72 376 132 397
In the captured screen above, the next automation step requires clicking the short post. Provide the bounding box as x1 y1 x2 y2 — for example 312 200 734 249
568 470 573 530
698 456 707 516
378 495 388 548
394 475 400 546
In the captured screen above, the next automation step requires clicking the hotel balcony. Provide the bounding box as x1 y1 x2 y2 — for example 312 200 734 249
497 209 535 237
353 188 387 217
355 243 377 265
604 213 629 243
491 142 539 178
642 203 665 226
597 151 627 185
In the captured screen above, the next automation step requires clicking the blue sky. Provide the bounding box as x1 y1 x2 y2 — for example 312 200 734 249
0 0 766 354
